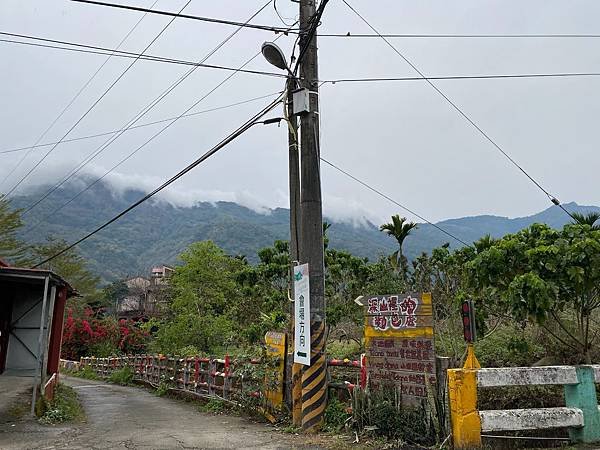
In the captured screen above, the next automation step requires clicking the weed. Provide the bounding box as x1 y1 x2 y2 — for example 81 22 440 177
107 366 134 385
324 398 350 432
156 381 170 397
39 384 83 425
70 365 100 380
199 398 227 414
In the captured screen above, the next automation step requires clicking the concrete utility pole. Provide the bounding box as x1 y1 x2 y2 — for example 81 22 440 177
298 0 327 432
286 78 303 427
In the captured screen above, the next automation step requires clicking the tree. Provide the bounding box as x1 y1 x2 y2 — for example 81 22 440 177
379 215 418 275
29 237 101 307
467 223 600 363
572 211 600 230
102 280 129 312
0 194 28 263
152 241 244 353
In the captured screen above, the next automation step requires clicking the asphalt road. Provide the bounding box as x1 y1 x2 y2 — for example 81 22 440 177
0 376 325 449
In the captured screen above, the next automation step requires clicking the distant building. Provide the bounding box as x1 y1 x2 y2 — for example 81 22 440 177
117 266 173 320
150 265 174 283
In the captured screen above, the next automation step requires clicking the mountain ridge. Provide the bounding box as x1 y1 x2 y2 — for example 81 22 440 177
12 181 599 282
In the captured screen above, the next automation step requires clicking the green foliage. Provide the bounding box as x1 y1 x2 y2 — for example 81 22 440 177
101 280 128 310
572 211 600 230
151 241 244 354
0 194 28 264
71 365 100 380
351 387 437 445
324 398 350 432
327 340 362 360
39 384 84 424
29 237 101 306
467 223 600 362
380 215 418 274
108 366 134 385
155 381 170 397
474 325 545 367
199 398 227 414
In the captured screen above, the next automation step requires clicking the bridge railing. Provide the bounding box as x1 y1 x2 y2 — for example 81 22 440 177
76 355 263 401
448 364 600 448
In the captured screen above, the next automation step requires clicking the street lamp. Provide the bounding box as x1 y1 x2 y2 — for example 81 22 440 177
262 40 302 426
261 42 293 76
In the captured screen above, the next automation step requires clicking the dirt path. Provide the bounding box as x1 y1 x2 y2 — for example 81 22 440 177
0 376 328 449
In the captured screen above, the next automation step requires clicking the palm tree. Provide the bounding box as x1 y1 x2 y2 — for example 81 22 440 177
379 215 418 272
572 211 600 230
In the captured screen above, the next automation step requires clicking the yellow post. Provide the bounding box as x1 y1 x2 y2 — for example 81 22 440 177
448 344 482 448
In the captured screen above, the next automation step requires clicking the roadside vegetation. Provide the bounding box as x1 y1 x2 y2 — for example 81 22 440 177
2 193 600 444
39 384 84 425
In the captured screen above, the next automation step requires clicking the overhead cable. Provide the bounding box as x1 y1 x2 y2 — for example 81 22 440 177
0 0 159 191
320 157 470 247
31 95 285 268
0 92 282 156
20 1 274 216
0 33 288 79
319 33 600 39
70 0 297 34
341 0 576 220
2 0 191 198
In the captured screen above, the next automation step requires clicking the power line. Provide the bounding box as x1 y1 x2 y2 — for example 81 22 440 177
0 0 159 191
341 0 576 221
20 1 275 216
321 73 600 84
70 0 297 34
70 1 600 40
5 32 600 93
21 90 283 235
0 92 282 156
319 33 600 39
320 157 470 247
3 0 191 199
31 95 285 268
0 33 288 79
22 9 292 240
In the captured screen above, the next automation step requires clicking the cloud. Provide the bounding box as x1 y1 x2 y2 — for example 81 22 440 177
8 160 382 226
322 194 381 227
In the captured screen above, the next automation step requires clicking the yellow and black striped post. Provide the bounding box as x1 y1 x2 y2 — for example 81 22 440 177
301 316 327 431
292 362 303 426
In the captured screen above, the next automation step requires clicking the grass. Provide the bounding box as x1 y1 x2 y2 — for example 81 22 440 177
107 366 134 385
65 365 100 381
39 383 84 425
198 398 227 414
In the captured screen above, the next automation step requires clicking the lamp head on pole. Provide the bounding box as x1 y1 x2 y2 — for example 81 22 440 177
261 42 290 72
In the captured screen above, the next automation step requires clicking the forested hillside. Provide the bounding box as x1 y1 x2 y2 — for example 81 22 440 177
13 179 598 281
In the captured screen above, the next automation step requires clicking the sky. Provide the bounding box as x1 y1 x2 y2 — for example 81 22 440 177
1 0 600 226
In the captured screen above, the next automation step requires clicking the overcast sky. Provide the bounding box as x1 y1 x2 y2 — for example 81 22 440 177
1 0 599 225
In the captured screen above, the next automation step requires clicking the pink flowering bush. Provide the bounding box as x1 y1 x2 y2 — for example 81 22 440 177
62 307 148 360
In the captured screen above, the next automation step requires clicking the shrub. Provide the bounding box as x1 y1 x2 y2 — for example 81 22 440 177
108 366 134 385
351 387 437 446
61 307 149 360
72 365 100 380
324 398 350 432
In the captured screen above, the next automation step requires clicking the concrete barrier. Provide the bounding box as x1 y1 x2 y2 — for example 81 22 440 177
448 363 600 448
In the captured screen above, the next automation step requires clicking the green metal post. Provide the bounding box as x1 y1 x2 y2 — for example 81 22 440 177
564 366 600 443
